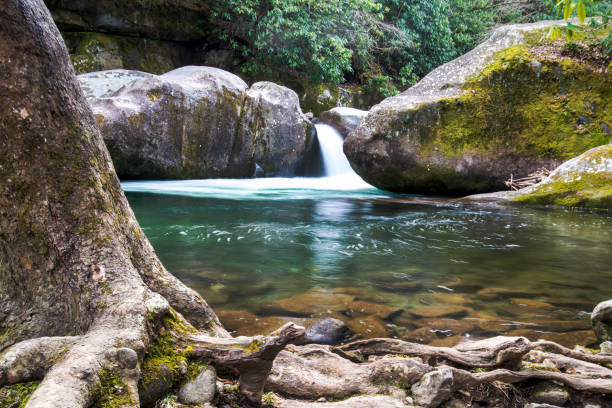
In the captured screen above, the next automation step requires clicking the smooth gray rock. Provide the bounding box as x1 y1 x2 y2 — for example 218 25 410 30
178 365 217 405
319 107 368 138
592 300 612 342
139 363 174 408
116 347 138 369
305 318 351 345
411 366 454 408
79 67 313 179
600 341 612 354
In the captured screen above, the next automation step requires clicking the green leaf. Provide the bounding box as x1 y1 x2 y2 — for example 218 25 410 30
563 0 574 20
577 1 586 23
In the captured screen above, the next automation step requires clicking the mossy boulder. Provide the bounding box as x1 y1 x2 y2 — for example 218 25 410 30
345 20 611 195
79 67 313 179
468 143 611 208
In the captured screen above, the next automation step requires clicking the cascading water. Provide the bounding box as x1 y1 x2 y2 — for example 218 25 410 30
316 124 354 177
122 123 374 198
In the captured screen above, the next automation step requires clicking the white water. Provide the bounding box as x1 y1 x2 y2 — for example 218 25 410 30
122 124 376 200
317 124 354 177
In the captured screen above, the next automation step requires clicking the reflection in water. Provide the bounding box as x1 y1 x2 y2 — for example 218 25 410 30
125 185 612 346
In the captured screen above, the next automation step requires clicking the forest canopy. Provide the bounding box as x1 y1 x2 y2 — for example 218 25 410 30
209 0 611 94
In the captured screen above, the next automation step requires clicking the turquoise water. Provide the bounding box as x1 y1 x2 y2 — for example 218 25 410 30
124 179 611 346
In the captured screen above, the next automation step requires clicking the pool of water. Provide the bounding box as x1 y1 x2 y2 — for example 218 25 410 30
124 179 611 347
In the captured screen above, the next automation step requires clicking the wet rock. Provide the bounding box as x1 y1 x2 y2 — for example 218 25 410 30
477 288 546 299
529 320 591 332
510 298 554 309
346 300 403 320
592 300 612 342
234 316 311 337
378 281 424 293
523 404 564 408
346 315 390 339
178 365 216 405
318 107 368 138
410 318 477 335
215 310 258 332
305 318 352 345
530 381 569 406
538 330 598 348
421 293 474 306
477 319 522 334
547 298 595 310
411 366 454 408
409 306 469 319
402 327 439 344
259 288 356 317
428 335 465 348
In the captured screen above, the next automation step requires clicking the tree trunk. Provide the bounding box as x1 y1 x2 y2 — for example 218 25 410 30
0 1 305 406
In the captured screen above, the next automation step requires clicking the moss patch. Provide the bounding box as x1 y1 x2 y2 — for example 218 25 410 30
0 381 40 408
92 370 134 408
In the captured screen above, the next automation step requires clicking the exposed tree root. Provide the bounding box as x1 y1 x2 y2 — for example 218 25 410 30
336 336 531 368
186 323 305 405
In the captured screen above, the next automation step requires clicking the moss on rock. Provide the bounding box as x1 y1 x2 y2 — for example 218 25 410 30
345 20 612 195
0 381 40 408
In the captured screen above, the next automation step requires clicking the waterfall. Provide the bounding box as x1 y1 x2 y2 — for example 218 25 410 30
315 124 355 177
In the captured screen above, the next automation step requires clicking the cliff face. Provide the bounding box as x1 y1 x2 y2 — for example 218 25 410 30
344 20 611 196
44 0 216 74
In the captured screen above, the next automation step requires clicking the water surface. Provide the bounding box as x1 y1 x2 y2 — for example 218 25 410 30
124 180 611 347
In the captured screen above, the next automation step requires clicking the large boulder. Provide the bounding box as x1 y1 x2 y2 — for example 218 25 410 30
81 67 313 179
469 143 611 208
345 20 611 195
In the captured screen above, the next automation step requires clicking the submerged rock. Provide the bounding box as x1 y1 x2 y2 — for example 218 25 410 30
345 20 611 195
79 67 313 179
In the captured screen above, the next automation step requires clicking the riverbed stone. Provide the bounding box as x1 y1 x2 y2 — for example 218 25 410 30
538 330 598 348
411 318 477 335
346 300 403 320
215 310 258 332
346 315 390 338
178 365 216 405
530 382 569 406
510 298 554 309
411 366 454 408
259 288 356 317
402 327 439 344
377 281 424 293
592 299 612 342
305 318 352 345
409 306 469 319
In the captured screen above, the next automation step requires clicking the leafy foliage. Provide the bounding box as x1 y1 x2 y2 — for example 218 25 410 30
209 0 610 88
